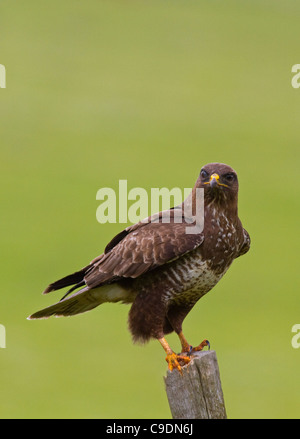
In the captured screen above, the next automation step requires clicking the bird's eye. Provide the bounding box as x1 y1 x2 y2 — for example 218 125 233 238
224 173 235 182
200 169 209 179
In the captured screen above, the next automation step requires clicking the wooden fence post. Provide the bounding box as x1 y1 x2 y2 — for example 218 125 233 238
164 350 227 419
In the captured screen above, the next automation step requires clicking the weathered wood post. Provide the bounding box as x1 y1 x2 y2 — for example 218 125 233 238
164 350 227 419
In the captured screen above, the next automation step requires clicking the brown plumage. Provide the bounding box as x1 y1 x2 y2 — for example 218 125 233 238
28 163 250 372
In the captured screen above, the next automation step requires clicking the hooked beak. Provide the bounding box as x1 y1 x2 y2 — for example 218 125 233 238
210 173 219 188
203 173 229 189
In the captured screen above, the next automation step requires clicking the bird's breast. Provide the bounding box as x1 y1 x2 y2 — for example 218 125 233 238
160 248 227 305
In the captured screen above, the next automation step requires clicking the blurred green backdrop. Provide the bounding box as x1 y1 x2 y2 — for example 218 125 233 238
1 0 299 419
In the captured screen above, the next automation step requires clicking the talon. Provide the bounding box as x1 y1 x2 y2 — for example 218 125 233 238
165 352 182 373
191 339 210 353
159 336 192 375
165 352 191 374
177 354 191 365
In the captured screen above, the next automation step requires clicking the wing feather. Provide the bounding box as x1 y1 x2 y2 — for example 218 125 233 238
236 228 251 258
84 213 204 289
39 208 204 296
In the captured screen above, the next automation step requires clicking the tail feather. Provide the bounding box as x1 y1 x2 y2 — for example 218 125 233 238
28 284 133 320
28 287 102 319
59 280 85 302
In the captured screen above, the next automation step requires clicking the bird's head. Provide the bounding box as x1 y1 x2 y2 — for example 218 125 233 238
197 163 239 207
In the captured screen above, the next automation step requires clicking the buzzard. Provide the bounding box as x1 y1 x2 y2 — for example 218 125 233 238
29 163 250 372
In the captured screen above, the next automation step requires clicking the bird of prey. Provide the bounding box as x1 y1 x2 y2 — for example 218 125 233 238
29 163 250 372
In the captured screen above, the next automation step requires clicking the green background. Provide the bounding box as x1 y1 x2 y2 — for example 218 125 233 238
1 0 299 419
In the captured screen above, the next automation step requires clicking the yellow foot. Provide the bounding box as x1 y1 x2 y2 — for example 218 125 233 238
165 352 191 373
190 339 210 353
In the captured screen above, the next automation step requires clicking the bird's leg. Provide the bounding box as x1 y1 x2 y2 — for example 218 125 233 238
178 331 193 354
158 337 191 373
178 331 210 355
